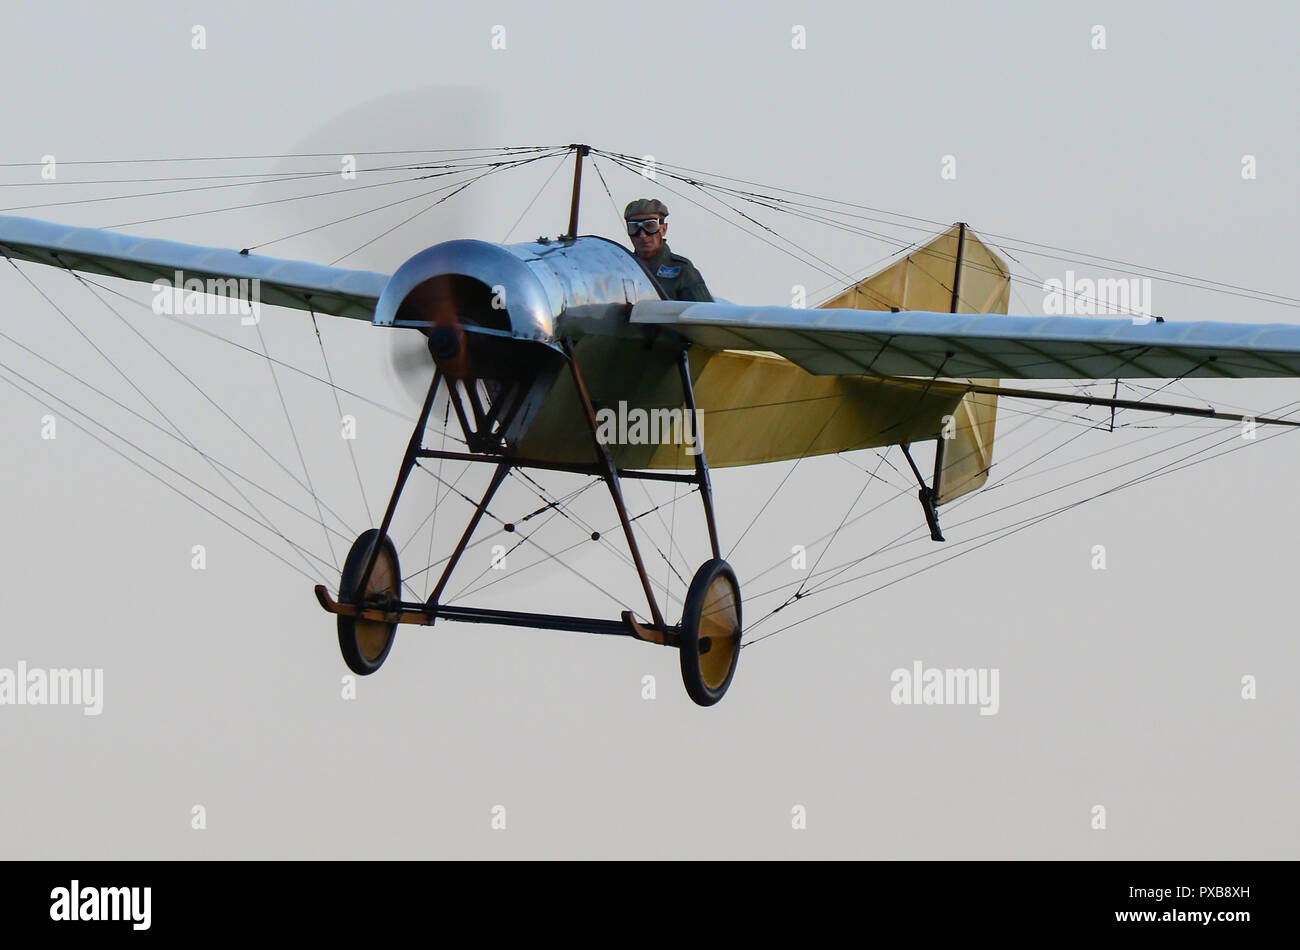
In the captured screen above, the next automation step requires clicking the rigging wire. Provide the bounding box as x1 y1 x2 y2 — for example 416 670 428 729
6 140 1300 644
309 308 374 526
502 152 571 242
0 145 554 168
593 147 1300 309
0 313 358 549
743 389 1300 635
254 318 339 571
0 357 336 582
5 259 339 582
743 402 1300 647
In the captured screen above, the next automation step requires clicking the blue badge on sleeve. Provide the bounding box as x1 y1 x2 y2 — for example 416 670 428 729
656 265 681 278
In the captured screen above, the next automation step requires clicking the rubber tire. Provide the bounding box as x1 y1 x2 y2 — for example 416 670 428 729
679 558 742 707
337 529 400 676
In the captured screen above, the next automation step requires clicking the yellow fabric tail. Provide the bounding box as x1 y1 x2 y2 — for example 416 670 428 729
818 223 1010 504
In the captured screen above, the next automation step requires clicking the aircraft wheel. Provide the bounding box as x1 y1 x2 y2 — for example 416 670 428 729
337 529 400 676
679 558 742 706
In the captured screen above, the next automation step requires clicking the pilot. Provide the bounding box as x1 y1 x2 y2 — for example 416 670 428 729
624 198 713 302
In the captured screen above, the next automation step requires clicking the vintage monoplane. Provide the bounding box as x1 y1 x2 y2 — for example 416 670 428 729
4 144 1300 705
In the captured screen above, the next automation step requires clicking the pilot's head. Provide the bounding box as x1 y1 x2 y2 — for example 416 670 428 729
624 198 668 261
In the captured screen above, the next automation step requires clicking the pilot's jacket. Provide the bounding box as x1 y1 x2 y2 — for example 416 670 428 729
641 242 713 302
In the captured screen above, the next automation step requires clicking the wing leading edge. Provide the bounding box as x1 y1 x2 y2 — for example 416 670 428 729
631 300 1300 380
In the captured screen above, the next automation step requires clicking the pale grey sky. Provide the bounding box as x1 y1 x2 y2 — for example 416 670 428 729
0 0 1295 858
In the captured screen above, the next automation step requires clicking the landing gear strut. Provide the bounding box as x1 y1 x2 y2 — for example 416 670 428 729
316 344 743 706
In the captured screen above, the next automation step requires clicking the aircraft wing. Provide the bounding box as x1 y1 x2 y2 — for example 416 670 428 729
631 300 1300 380
0 214 387 321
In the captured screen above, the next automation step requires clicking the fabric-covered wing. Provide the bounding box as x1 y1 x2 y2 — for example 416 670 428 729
0 214 387 321
630 301 1300 380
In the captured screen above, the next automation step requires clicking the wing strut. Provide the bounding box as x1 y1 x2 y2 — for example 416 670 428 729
900 443 946 543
